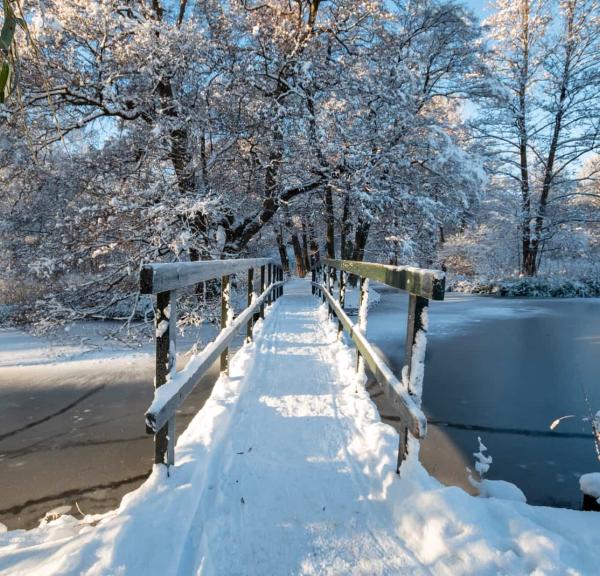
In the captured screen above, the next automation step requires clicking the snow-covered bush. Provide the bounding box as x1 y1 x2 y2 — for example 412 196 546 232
449 276 600 298
467 437 526 503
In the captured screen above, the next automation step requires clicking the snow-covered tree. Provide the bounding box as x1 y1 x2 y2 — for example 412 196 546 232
1 0 487 322
476 0 600 276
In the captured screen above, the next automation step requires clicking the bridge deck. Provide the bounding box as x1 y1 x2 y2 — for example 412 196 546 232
167 278 421 574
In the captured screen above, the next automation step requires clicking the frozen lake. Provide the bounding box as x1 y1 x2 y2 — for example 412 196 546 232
1 287 599 529
365 288 600 509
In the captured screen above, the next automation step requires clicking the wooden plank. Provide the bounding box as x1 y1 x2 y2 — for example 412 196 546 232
404 294 428 377
145 280 284 433
267 264 272 305
140 258 273 294
319 283 427 438
356 276 367 373
337 270 345 336
321 258 445 300
278 267 283 298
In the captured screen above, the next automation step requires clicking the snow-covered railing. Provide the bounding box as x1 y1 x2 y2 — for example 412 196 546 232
140 258 284 466
312 258 445 473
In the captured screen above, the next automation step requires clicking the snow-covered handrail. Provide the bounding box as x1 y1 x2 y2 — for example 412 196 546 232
321 286 427 439
312 259 445 473
140 258 284 466
320 258 445 300
145 280 282 435
140 258 273 294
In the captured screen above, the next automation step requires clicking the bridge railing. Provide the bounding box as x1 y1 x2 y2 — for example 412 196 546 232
140 258 284 466
311 258 445 472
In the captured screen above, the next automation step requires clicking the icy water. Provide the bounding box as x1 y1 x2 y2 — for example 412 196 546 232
365 288 600 509
1 289 599 529
0 325 247 530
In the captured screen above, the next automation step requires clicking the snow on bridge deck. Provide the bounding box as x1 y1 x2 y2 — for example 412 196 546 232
1 279 600 575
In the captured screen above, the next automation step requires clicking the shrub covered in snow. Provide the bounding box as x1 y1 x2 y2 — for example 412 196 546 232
448 275 600 298
467 437 527 503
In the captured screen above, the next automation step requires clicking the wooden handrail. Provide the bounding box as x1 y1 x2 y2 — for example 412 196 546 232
140 258 283 466
140 258 273 294
321 258 445 300
313 259 445 472
145 279 282 434
319 283 427 438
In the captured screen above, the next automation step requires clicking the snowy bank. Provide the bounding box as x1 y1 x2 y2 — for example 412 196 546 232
448 275 600 298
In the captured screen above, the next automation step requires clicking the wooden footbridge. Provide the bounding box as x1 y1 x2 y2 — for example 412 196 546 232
140 257 445 471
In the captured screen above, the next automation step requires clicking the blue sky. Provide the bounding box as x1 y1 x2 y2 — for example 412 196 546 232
462 0 490 19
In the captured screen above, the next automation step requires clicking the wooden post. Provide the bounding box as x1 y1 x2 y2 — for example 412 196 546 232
582 493 600 511
277 268 283 298
327 266 334 317
221 275 230 373
356 277 368 373
247 268 254 341
272 266 277 301
260 265 266 319
319 264 323 298
404 295 428 375
397 293 429 472
267 263 272 305
338 270 346 337
311 266 316 295
321 265 326 303
154 290 177 466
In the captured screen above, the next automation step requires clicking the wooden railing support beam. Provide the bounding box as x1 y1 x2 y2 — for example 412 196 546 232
221 275 231 373
154 290 177 466
260 265 266 319
247 268 254 341
338 270 346 337
310 258 444 474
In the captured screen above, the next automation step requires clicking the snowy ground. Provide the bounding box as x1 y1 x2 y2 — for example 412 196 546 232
0 324 147 368
1 279 600 575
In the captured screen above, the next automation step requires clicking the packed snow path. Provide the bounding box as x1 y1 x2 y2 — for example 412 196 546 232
2 280 600 575
168 280 423 575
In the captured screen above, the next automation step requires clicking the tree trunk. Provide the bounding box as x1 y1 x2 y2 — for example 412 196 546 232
291 233 306 277
310 239 320 267
340 192 351 260
522 243 537 276
324 184 335 259
349 219 370 286
276 225 290 273
352 219 370 262
517 0 534 276
301 220 311 272
527 7 573 277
